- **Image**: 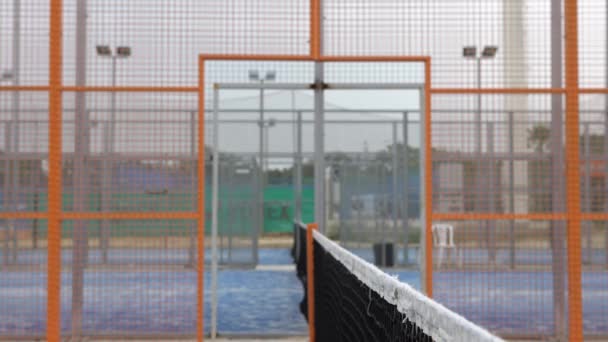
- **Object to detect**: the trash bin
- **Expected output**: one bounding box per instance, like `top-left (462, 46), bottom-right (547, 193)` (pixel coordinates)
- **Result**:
top-left (373, 243), bottom-right (395, 267)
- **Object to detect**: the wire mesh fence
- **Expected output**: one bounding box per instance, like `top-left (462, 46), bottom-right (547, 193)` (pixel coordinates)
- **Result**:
top-left (1, 0), bottom-right (607, 340)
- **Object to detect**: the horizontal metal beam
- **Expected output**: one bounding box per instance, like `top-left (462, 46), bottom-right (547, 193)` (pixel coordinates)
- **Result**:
top-left (2, 151), bottom-right (607, 164)
top-left (0, 108), bottom-right (420, 114)
top-left (7, 118), bottom-right (608, 126)
top-left (216, 83), bottom-right (311, 90)
top-left (325, 83), bottom-right (423, 90)
top-left (0, 119), bottom-right (418, 124)
top-left (216, 82), bottom-right (424, 90)
top-left (0, 152), bottom-right (200, 161)
top-left (4, 107), bottom-right (608, 115)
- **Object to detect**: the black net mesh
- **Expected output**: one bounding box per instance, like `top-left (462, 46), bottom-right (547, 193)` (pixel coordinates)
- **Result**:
top-left (294, 227), bottom-right (502, 342)
top-left (311, 238), bottom-right (433, 342)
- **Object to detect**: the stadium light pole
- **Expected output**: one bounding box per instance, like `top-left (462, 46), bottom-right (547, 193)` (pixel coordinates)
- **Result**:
top-left (0, 70), bottom-right (16, 267)
top-left (463, 46), bottom-right (498, 155)
top-left (1, 0), bottom-right (23, 267)
top-left (249, 70), bottom-right (275, 261)
top-left (463, 46), bottom-right (498, 257)
top-left (96, 45), bottom-right (131, 263)
top-left (0, 71), bottom-right (14, 82)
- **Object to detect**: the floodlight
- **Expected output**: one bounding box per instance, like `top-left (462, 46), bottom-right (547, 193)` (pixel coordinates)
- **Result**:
top-left (116, 46), bottom-right (132, 57)
top-left (265, 70), bottom-right (277, 81)
top-left (1, 70), bottom-right (14, 81)
top-left (96, 45), bottom-right (112, 56)
top-left (482, 46), bottom-right (498, 58)
top-left (249, 70), bottom-right (260, 81)
top-left (463, 46), bottom-right (477, 58)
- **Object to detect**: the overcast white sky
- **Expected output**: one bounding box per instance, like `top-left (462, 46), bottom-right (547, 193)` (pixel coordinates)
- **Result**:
top-left (1, 0), bottom-right (607, 158)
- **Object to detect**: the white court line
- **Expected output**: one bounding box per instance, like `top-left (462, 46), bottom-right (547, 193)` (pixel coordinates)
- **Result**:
top-left (255, 264), bottom-right (296, 272)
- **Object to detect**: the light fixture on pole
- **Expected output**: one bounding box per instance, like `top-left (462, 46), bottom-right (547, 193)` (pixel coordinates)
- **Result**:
top-left (462, 46), bottom-right (477, 58)
top-left (249, 69), bottom-right (276, 259)
top-left (116, 46), bottom-right (132, 58)
top-left (463, 45), bottom-right (498, 257)
top-left (0, 70), bottom-right (19, 265)
top-left (248, 70), bottom-right (276, 82)
top-left (95, 45), bottom-right (112, 56)
top-left (481, 46), bottom-right (498, 58)
top-left (0, 71), bottom-right (14, 82)
top-left (462, 44), bottom-right (499, 152)
top-left (95, 44), bottom-right (132, 153)
top-left (248, 69), bottom-right (277, 173)
top-left (95, 44), bottom-right (132, 264)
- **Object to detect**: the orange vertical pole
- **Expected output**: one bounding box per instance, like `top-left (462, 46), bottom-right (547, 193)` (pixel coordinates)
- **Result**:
top-left (47, 0), bottom-right (63, 341)
top-left (564, 0), bottom-right (583, 340)
top-left (310, 0), bottom-right (320, 58)
top-left (197, 57), bottom-right (206, 342)
top-left (306, 223), bottom-right (318, 342)
top-left (424, 59), bottom-right (433, 297)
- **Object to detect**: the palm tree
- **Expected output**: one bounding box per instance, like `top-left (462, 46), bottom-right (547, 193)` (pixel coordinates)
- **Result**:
top-left (527, 125), bottom-right (551, 153)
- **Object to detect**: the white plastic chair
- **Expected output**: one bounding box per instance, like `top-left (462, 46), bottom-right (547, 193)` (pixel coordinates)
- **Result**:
top-left (432, 223), bottom-right (462, 269)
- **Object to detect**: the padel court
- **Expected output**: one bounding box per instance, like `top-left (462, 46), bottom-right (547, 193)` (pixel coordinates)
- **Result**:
top-left (2, 1), bottom-right (608, 341)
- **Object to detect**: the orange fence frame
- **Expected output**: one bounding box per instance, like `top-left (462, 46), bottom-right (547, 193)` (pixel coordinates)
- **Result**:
top-left (198, 54), bottom-right (434, 300)
top-left (48, 0), bottom-right (63, 341)
top-left (565, 0), bottom-right (583, 339)
top-left (43, 1), bottom-right (209, 341)
top-left (0, 0), bottom-right (587, 340)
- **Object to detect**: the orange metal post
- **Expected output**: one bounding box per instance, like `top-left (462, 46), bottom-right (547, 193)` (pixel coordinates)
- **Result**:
top-left (197, 54), bottom-right (434, 338)
top-left (197, 57), bottom-right (206, 342)
top-left (424, 59), bottom-right (433, 297)
top-left (310, 0), bottom-right (321, 58)
top-left (47, 0), bottom-right (63, 341)
top-left (306, 223), bottom-right (318, 342)
top-left (564, 0), bottom-right (584, 340)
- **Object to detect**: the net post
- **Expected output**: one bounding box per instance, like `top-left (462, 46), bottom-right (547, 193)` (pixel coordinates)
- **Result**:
top-left (306, 223), bottom-right (318, 342)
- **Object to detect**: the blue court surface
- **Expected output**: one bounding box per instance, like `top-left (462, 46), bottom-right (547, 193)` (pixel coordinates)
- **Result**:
top-left (1, 248), bottom-right (606, 336)
top-left (3, 246), bottom-right (606, 266)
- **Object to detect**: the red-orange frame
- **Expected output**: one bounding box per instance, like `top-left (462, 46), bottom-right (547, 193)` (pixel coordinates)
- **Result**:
top-left (198, 54), bottom-right (433, 340)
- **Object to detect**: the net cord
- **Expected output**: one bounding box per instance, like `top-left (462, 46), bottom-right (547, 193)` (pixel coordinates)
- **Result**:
top-left (312, 231), bottom-right (504, 342)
